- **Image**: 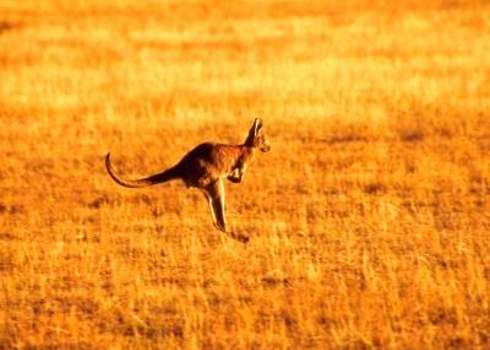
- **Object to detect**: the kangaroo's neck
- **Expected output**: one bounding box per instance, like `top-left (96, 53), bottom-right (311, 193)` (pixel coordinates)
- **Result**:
top-left (238, 144), bottom-right (255, 162)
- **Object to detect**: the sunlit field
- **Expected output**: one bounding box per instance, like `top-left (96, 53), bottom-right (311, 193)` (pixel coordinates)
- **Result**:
top-left (0, 0), bottom-right (489, 348)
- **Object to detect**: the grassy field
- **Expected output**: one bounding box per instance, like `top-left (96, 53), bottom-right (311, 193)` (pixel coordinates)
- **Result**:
top-left (0, 0), bottom-right (489, 348)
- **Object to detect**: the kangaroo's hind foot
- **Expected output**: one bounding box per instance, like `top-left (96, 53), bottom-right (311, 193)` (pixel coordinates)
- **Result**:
top-left (228, 231), bottom-right (250, 243)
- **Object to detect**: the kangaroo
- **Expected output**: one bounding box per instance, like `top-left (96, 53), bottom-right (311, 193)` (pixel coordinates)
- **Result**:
top-left (105, 118), bottom-right (270, 243)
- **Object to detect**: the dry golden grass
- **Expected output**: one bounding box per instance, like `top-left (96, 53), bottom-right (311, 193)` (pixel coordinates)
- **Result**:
top-left (0, 0), bottom-right (489, 348)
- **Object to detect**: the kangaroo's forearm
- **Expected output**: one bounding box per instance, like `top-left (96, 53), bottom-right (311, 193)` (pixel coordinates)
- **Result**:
top-left (227, 175), bottom-right (241, 183)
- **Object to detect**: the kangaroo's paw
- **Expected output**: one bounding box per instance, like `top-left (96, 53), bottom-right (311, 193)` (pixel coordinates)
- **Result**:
top-left (227, 177), bottom-right (241, 184)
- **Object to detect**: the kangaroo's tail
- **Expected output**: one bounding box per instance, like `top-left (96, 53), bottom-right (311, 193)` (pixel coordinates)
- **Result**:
top-left (105, 153), bottom-right (180, 188)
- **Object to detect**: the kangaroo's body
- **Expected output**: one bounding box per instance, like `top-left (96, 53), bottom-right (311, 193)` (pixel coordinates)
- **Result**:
top-left (105, 118), bottom-right (270, 242)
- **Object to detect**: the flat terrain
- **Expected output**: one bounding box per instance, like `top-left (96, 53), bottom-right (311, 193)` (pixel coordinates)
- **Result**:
top-left (0, 0), bottom-right (489, 348)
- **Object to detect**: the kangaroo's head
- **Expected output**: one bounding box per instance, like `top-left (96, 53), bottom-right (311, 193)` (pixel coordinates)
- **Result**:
top-left (245, 118), bottom-right (271, 152)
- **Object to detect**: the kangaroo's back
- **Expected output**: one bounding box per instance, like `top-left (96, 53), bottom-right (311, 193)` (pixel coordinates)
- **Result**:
top-left (176, 142), bottom-right (243, 188)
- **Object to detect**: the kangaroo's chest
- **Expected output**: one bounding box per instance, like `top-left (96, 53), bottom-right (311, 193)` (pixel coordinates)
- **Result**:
top-left (232, 153), bottom-right (251, 171)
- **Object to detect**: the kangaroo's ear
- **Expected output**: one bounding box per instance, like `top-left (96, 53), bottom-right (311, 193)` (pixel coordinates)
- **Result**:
top-left (252, 118), bottom-right (263, 136)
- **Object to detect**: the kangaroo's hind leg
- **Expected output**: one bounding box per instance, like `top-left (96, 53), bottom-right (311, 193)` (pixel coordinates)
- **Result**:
top-left (204, 179), bottom-right (227, 232)
top-left (202, 188), bottom-right (219, 231)
top-left (204, 179), bottom-right (249, 243)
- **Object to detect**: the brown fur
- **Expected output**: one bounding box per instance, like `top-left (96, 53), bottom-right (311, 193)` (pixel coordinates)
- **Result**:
top-left (105, 118), bottom-right (270, 242)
